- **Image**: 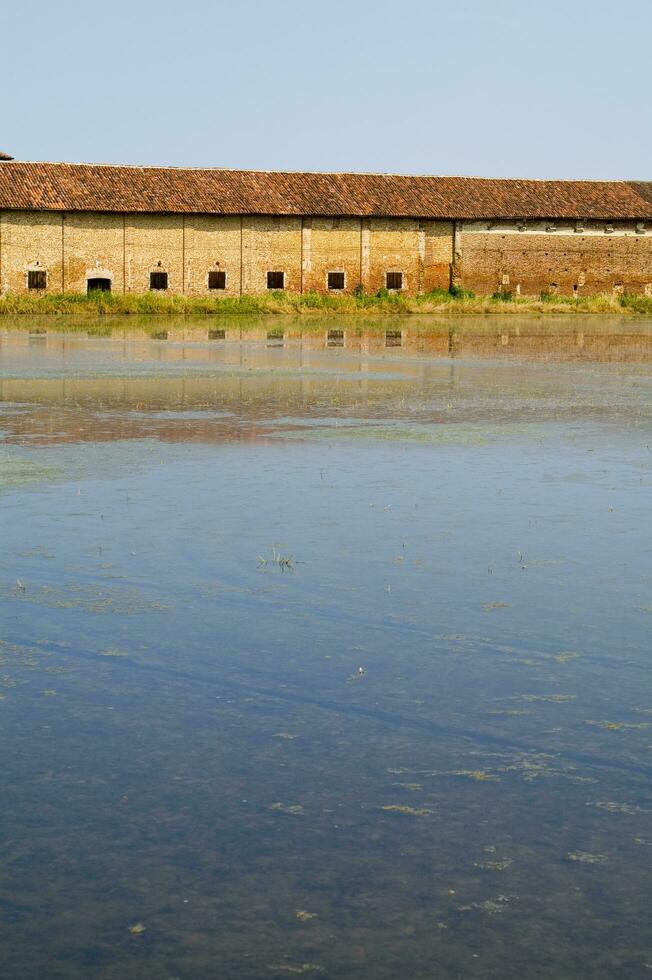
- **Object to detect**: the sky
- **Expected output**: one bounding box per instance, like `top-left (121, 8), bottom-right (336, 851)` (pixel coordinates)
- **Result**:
top-left (1, 0), bottom-right (650, 179)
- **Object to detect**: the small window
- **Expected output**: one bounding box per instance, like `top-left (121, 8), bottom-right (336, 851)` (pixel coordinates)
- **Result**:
top-left (386, 272), bottom-right (403, 290)
top-left (267, 271), bottom-right (285, 290)
top-left (27, 270), bottom-right (47, 290)
top-left (208, 270), bottom-right (226, 290)
top-left (87, 277), bottom-right (111, 293)
top-left (150, 271), bottom-right (168, 290)
top-left (328, 272), bottom-right (345, 290)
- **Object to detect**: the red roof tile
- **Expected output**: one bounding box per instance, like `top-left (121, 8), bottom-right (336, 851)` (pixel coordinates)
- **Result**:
top-left (628, 181), bottom-right (652, 209)
top-left (0, 162), bottom-right (649, 219)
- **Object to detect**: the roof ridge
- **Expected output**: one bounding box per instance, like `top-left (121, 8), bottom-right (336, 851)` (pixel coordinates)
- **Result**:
top-left (0, 160), bottom-right (636, 184)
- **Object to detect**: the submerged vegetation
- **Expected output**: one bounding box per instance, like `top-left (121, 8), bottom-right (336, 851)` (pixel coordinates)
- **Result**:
top-left (0, 288), bottom-right (651, 317)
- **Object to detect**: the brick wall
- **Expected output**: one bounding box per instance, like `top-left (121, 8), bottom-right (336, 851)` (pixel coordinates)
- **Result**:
top-left (423, 221), bottom-right (454, 292)
top-left (65, 213), bottom-right (124, 293)
top-left (0, 210), bottom-right (63, 293)
top-left (242, 216), bottom-right (302, 294)
top-left (462, 222), bottom-right (652, 296)
top-left (125, 214), bottom-right (184, 294)
top-left (184, 216), bottom-right (242, 296)
top-left (366, 218), bottom-right (420, 294)
top-left (303, 217), bottom-right (361, 293)
top-left (1, 211), bottom-right (651, 297)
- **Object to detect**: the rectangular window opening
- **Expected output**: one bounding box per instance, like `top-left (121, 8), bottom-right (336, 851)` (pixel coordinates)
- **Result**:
top-left (27, 270), bottom-right (47, 290)
top-left (327, 272), bottom-right (345, 290)
top-left (386, 272), bottom-right (403, 291)
top-left (208, 270), bottom-right (226, 290)
top-left (267, 271), bottom-right (285, 290)
top-left (150, 272), bottom-right (168, 291)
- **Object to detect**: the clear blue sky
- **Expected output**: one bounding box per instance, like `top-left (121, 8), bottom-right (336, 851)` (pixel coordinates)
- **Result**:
top-left (2, 0), bottom-right (649, 179)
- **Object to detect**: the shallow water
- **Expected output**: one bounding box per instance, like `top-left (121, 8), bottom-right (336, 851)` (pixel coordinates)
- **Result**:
top-left (1, 316), bottom-right (651, 979)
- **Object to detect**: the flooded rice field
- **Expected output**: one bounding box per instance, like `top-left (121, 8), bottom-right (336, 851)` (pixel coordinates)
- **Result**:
top-left (1, 315), bottom-right (651, 979)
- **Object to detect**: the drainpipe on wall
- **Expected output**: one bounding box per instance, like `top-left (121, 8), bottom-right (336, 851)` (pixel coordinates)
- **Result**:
top-left (181, 215), bottom-right (186, 294)
top-left (418, 220), bottom-right (426, 295)
top-left (61, 214), bottom-right (65, 293)
top-left (239, 216), bottom-right (244, 297)
top-left (450, 220), bottom-right (463, 290)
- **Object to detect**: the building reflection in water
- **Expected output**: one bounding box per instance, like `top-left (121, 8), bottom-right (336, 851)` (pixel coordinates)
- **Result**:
top-left (1, 315), bottom-right (651, 447)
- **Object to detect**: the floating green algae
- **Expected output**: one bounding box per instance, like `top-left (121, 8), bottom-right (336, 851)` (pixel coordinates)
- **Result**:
top-left (475, 858), bottom-right (513, 871)
top-left (590, 801), bottom-right (643, 815)
top-left (266, 964), bottom-right (324, 975)
top-left (270, 803), bottom-right (305, 816)
top-left (567, 852), bottom-right (609, 864)
top-left (0, 449), bottom-right (63, 490)
top-left (456, 895), bottom-right (517, 915)
top-left (6, 583), bottom-right (173, 615)
top-left (585, 720), bottom-right (650, 731)
top-left (381, 804), bottom-right (434, 816)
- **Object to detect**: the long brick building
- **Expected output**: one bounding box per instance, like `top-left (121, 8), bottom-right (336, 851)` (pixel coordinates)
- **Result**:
top-left (0, 153), bottom-right (650, 298)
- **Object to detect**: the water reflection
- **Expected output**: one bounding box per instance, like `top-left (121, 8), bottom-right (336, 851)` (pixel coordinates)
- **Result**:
top-left (3, 313), bottom-right (652, 363)
top-left (0, 316), bottom-right (651, 980)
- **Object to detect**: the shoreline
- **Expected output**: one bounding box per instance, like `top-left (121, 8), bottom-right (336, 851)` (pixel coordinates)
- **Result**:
top-left (0, 290), bottom-right (651, 318)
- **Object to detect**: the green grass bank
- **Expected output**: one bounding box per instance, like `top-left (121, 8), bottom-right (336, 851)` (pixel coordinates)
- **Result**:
top-left (1, 288), bottom-right (651, 317)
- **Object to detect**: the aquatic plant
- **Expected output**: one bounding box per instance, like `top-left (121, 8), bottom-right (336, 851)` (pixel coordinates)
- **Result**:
top-left (257, 548), bottom-right (295, 570)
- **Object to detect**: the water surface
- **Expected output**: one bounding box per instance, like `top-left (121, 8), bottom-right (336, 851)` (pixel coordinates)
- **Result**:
top-left (1, 316), bottom-right (651, 979)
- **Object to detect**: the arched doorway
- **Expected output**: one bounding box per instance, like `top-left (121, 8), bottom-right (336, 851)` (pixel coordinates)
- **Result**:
top-left (87, 278), bottom-right (112, 293)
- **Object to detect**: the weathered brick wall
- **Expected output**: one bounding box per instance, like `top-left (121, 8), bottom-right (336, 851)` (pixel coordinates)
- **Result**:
top-left (0, 210), bottom-right (63, 292)
top-left (2, 210), bottom-right (651, 297)
top-left (462, 222), bottom-right (652, 296)
top-left (0, 211), bottom-right (453, 296)
top-left (303, 217), bottom-right (361, 293)
top-left (242, 216), bottom-right (302, 294)
top-left (64, 213), bottom-right (124, 293)
top-left (125, 215), bottom-right (184, 293)
top-left (423, 221), bottom-right (454, 292)
top-left (366, 218), bottom-right (421, 294)
top-left (184, 216), bottom-right (242, 296)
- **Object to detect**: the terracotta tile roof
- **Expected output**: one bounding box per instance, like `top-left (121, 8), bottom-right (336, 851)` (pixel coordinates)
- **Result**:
top-left (0, 161), bottom-right (649, 219)
top-left (627, 181), bottom-right (652, 209)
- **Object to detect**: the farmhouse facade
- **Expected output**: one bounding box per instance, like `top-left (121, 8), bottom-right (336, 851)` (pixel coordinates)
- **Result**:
top-left (0, 154), bottom-right (650, 298)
